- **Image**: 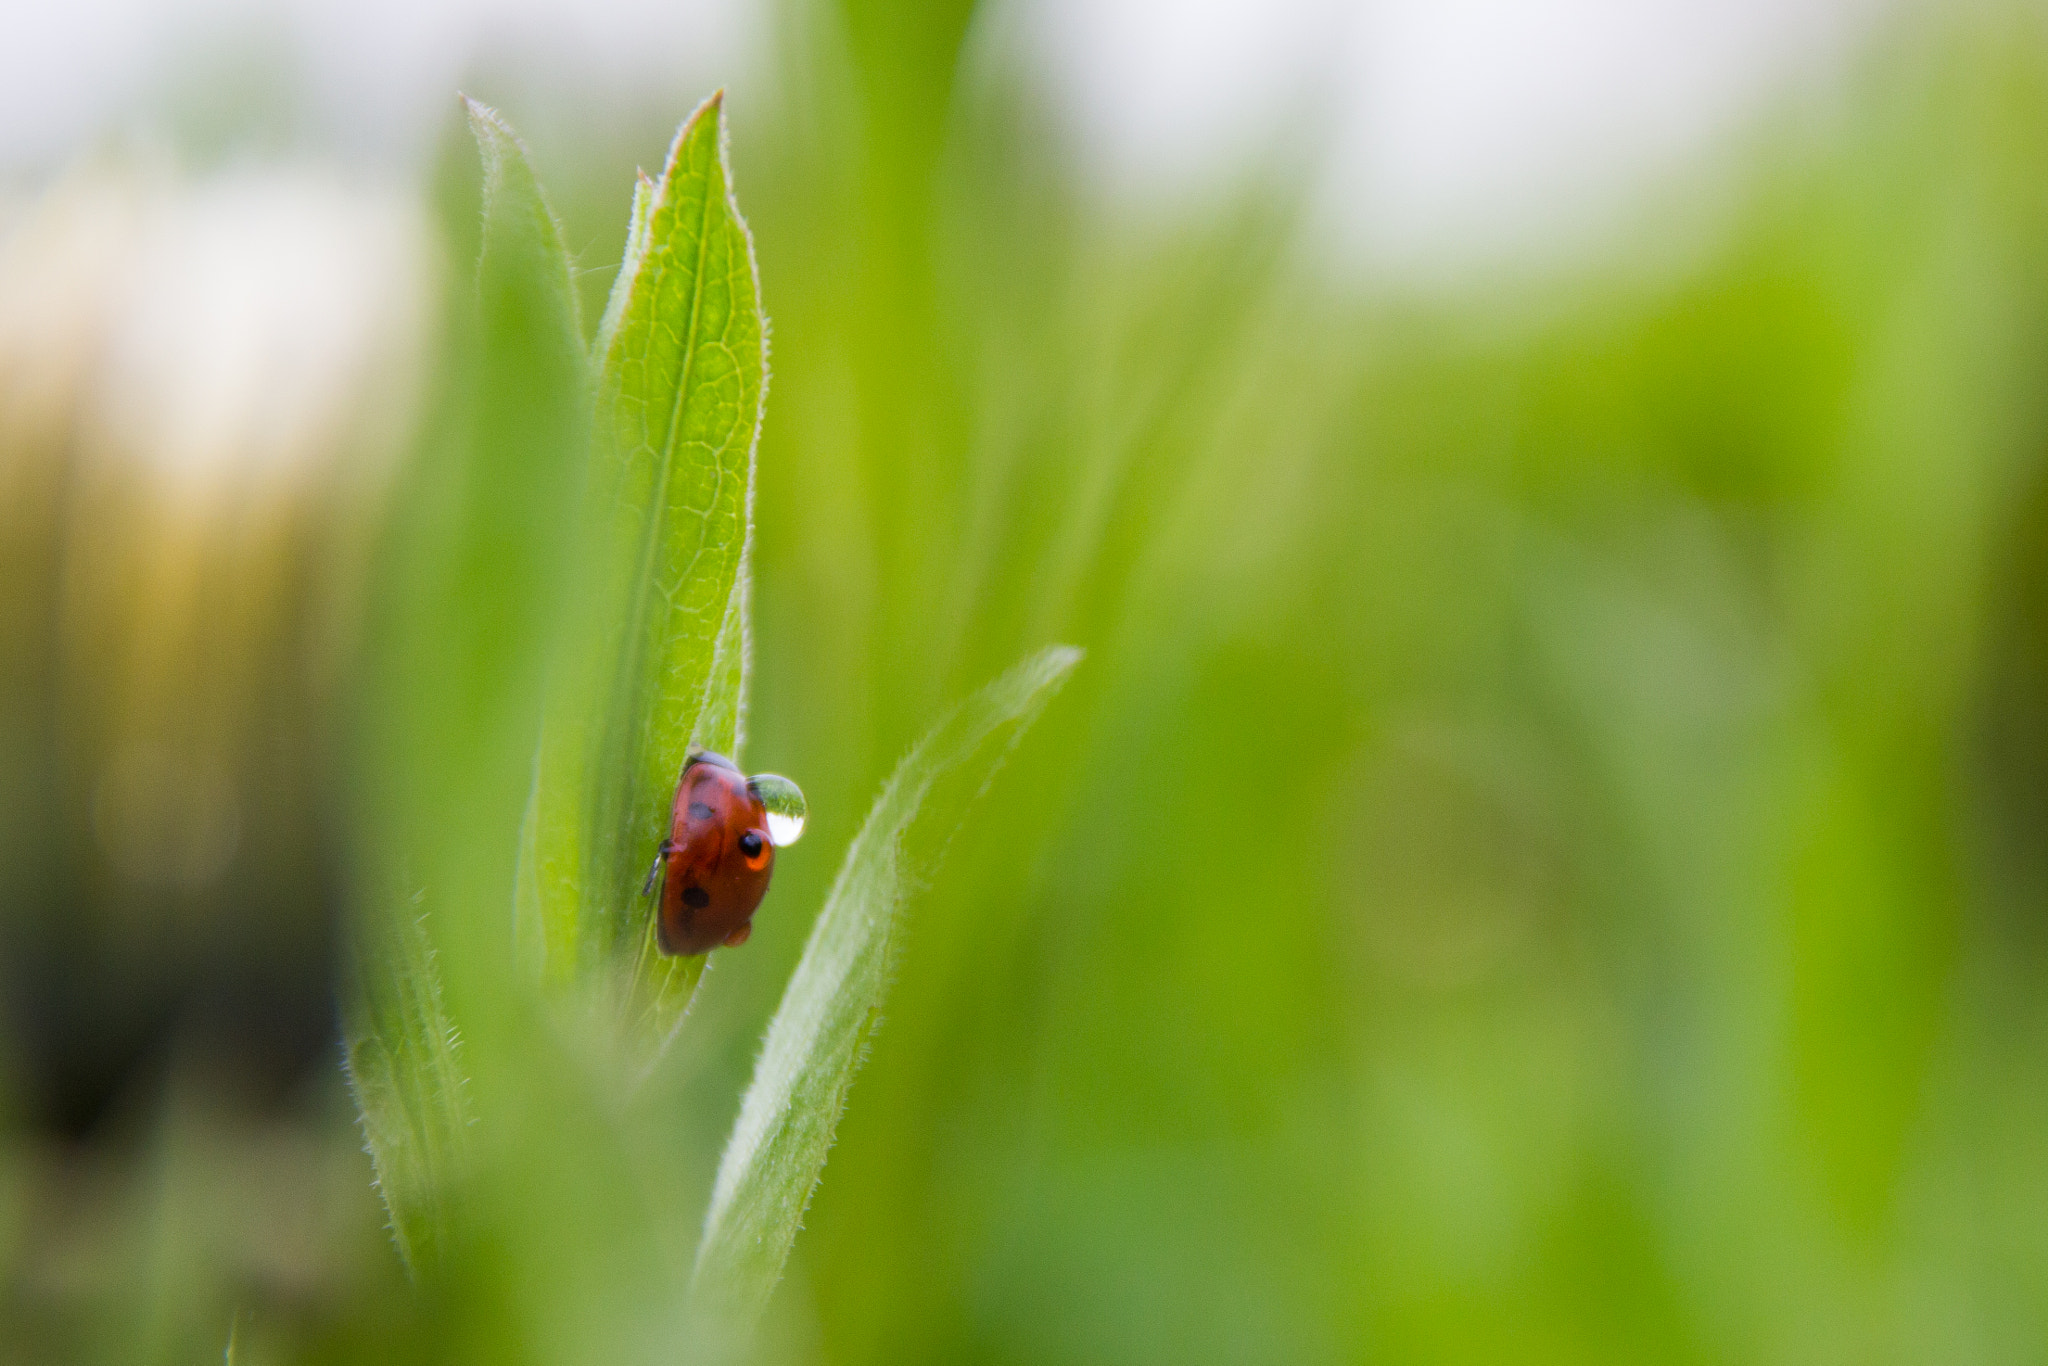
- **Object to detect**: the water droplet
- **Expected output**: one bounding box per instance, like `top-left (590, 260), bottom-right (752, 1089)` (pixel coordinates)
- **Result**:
top-left (748, 772), bottom-right (806, 845)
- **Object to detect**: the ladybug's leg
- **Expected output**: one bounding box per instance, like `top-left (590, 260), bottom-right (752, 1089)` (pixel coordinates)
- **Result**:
top-left (641, 841), bottom-right (675, 897)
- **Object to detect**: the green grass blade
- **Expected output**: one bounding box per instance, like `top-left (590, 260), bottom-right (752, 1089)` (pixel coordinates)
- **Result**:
top-left (688, 645), bottom-right (1083, 1340)
top-left (342, 905), bottom-right (472, 1273)
top-left (519, 92), bottom-right (768, 1042)
top-left (348, 97), bottom-right (589, 1272)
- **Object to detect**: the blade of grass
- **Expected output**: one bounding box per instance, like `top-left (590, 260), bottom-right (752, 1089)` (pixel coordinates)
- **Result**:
top-left (518, 93), bottom-right (768, 1056)
top-left (688, 644), bottom-right (1083, 1340)
top-left (341, 904), bottom-right (471, 1273)
top-left (347, 97), bottom-right (589, 1272)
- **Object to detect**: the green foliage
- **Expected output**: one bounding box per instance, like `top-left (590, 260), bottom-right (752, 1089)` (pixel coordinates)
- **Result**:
top-left (692, 644), bottom-right (1079, 1343)
top-left (26, 6), bottom-right (2048, 1365)
top-left (341, 88), bottom-right (1078, 1350)
top-left (342, 903), bottom-right (470, 1273)
top-left (516, 91), bottom-right (768, 1062)
top-left (345, 96), bottom-right (589, 1273)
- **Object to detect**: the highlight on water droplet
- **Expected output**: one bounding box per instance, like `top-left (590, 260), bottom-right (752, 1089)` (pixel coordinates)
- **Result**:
top-left (748, 772), bottom-right (807, 846)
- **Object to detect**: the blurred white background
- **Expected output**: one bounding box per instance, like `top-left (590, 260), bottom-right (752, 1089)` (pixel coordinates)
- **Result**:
top-left (0, 0), bottom-right (1889, 272)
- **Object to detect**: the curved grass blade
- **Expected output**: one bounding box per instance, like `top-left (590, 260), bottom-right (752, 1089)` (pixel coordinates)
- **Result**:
top-left (348, 97), bottom-right (588, 1272)
top-left (518, 93), bottom-right (768, 1051)
top-left (688, 645), bottom-right (1083, 1341)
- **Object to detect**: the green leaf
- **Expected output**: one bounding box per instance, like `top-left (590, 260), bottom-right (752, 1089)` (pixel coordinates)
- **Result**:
top-left (518, 92), bottom-right (768, 1053)
top-left (688, 644), bottom-right (1083, 1341)
top-left (347, 97), bottom-right (589, 1272)
top-left (695, 568), bottom-right (751, 760)
top-left (341, 904), bottom-right (471, 1273)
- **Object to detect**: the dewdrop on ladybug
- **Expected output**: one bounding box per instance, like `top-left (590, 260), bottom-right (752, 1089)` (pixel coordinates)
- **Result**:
top-left (642, 748), bottom-right (807, 956)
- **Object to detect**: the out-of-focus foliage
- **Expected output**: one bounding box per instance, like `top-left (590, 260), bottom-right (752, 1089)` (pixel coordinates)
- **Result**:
top-left (9, 0), bottom-right (2048, 1363)
top-left (692, 644), bottom-right (1078, 1347)
top-left (0, 166), bottom-right (430, 1365)
top-left (345, 96), bottom-right (589, 1277)
top-left (339, 89), bottom-right (1073, 1361)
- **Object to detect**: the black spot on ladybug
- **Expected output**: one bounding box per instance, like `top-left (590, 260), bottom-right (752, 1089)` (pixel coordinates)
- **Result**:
top-left (738, 831), bottom-right (763, 859)
top-left (688, 802), bottom-right (715, 821)
top-left (682, 886), bottom-right (711, 909)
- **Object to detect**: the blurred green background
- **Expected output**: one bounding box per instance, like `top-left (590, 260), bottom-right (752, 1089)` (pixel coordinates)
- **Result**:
top-left (8, 0), bottom-right (2048, 1361)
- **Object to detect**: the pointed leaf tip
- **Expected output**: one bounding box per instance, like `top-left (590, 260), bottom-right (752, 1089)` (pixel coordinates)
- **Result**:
top-left (462, 96), bottom-right (508, 137)
top-left (516, 81), bottom-right (767, 1066)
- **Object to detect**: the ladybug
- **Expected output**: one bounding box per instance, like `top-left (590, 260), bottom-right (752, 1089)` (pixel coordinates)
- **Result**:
top-left (643, 749), bottom-right (806, 955)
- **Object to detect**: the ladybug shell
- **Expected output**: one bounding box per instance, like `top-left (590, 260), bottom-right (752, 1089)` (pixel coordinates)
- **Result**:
top-left (656, 753), bottom-right (774, 955)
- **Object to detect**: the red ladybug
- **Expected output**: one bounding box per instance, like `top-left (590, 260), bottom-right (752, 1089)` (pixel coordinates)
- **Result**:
top-left (643, 750), bottom-right (805, 955)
